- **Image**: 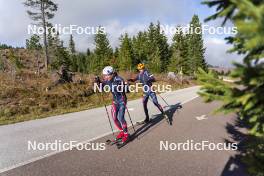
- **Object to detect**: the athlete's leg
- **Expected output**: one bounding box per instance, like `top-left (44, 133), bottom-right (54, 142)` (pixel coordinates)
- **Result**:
top-left (150, 92), bottom-right (164, 113)
top-left (142, 93), bottom-right (150, 121)
top-left (111, 102), bottom-right (122, 130)
top-left (117, 101), bottom-right (128, 133)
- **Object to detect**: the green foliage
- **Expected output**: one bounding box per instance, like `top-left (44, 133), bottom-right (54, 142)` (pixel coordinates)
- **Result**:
top-left (24, 0), bottom-right (58, 70)
top-left (197, 68), bottom-right (233, 108)
top-left (23, 0), bottom-right (58, 23)
top-left (7, 49), bottom-right (24, 70)
top-left (242, 136), bottom-right (264, 175)
top-left (118, 33), bottom-right (134, 71)
top-left (26, 34), bottom-right (42, 50)
top-left (36, 20), bottom-right (206, 75)
top-left (132, 31), bottom-right (148, 65)
top-left (93, 27), bottom-right (113, 72)
top-left (50, 33), bottom-right (71, 70)
top-left (168, 15), bottom-right (207, 75)
top-left (51, 46), bottom-right (71, 70)
top-left (147, 46), bottom-right (162, 73)
top-left (187, 15), bottom-right (207, 73)
top-left (146, 22), bottom-right (170, 72)
top-left (167, 48), bottom-right (182, 73)
top-left (86, 53), bottom-right (98, 74)
top-left (68, 34), bottom-right (76, 54)
top-left (169, 28), bottom-right (189, 74)
top-left (70, 53), bottom-right (88, 73)
top-left (201, 0), bottom-right (264, 136)
top-left (0, 43), bottom-right (13, 49)
top-left (199, 0), bottom-right (264, 174)
top-left (0, 55), bottom-right (4, 71)
top-left (86, 48), bottom-right (91, 56)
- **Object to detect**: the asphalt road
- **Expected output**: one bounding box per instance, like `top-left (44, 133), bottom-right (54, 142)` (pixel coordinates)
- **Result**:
top-left (0, 88), bottom-right (247, 176)
top-left (0, 86), bottom-right (200, 173)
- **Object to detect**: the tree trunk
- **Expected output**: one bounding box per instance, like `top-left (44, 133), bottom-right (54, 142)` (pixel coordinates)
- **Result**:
top-left (41, 0), bottom-right (49, 71)
top-left (36, 50), bottom-right (40, 76)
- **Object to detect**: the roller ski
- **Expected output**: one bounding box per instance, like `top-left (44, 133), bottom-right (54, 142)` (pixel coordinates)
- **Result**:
top-left (162, 112), bottom-right (170, 125)
top-left (106, 131), bottom-right (125, 146)
top-left (136, 118), bottom-right (151, 125)
top-left (116, 133), bottom-right (130, 149)
top-left (106, 138), bottom-right (122, 146)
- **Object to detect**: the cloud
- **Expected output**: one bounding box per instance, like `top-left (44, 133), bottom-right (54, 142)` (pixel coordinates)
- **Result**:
top-left (0, 0), bottom-right (31, 46)
top-left (0, 0), bottom-right (242, 67)
top-left (204, 37), bottom-right (243, 67)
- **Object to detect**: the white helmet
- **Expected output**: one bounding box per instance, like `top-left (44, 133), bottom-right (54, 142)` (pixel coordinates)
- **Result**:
top-left (102, 66), bottom-right (114, 75)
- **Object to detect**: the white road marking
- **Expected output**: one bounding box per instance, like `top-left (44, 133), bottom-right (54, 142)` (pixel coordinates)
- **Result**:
top-left (195, 114), bottom-right (207, 120)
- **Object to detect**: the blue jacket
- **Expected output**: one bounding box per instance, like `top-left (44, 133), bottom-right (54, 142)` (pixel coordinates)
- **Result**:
top-left (135, 69), bottom-right (155, 87)
top-left (102, 75), bottom-right (127, 103)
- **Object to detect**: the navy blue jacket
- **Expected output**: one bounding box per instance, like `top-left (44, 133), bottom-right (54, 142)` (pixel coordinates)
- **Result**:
top-left (102, 75), bottom-right (127, 103)
top-left (135, 69), bottom-right (155, 87)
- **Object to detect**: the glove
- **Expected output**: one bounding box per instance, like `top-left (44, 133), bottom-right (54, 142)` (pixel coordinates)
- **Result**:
top-left (94, 76), bottom-right (101, 84)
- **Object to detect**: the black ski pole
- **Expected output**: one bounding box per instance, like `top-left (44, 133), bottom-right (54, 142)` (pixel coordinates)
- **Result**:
top-left (157, 93), bottom-right (170, 107)
top-left (125, 106), bottom-right (136, 133)
top-left (104, 103), bottom-right (115, 137)
top-left (97, 90), bottom-right (115, 138)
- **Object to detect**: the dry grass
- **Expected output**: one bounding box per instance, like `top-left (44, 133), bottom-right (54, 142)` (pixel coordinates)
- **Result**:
top-left (0, 70), bottom-right (196, 125)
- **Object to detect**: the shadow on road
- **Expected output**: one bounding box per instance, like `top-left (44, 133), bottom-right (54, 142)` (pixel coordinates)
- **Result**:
top-left (221, 118), bottom-right (249, 176)
top-left (129, 102), bottom-right (183, 141)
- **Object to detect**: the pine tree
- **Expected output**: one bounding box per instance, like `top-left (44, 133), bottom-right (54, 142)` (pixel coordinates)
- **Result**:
top-left (198, 0), bottom-right (264, 175)
top-left (75, 53), bottom-right (87, 73)
top-left (114, 47), bottom-right (119, 58)
top-left (69, 34), bottom-right (76, 54)
top-left (7, 49), bottom-right (23, 79)
top-left (48, 31), bottom-right (61, 64)
top-left (146, 22), bottom-right (170, 72)
top-left (132, 31), bottom-right (148, 65)
top-left (118, 33), bottom-right (134, 71)
top-left (0, 54), bottom-right (4, 72)
top-left (68, 34), bottom-right (78, 72)
top-left (51, 45), bottom-right (71, 70)
top-left (155, 22), bottom-right (170, 72)
top-left (0, 43), bottom-right (12, 49)
top-left (169, 28), bottom-right (189, 74)
top-left (187, 15), bottom-right (207, 74)
top-left (26, 34), bottom-right (42, 74)
top-left (26, 34), bottom-right (42, 50)
top-left (23, 0), bottom-right (58, 70)
top-left (50, 32), bottom-right (71, 69)
top-left (148, 46), bottom-right (162, 73)
top-left (93, 27), bottom-right (113, 73)
top-left (86, 48), bottom-right (91, 57)
top-left (167, 47), bottom-right (182, 73)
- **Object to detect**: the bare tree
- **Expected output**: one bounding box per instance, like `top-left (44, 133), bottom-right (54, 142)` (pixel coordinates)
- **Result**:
top-left (24, 0), bottom-right (58, 70)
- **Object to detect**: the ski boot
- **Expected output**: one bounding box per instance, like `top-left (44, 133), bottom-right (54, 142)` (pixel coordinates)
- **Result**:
top-left (116, 133), bottom-right (130, 149)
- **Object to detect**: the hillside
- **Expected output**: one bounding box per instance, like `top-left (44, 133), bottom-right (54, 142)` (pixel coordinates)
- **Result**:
top-left (0, 49), bottom-right (195, 125)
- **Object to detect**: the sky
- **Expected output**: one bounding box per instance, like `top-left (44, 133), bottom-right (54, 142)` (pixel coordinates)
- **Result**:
top-left (0, 0), bottom-right (242, 67)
